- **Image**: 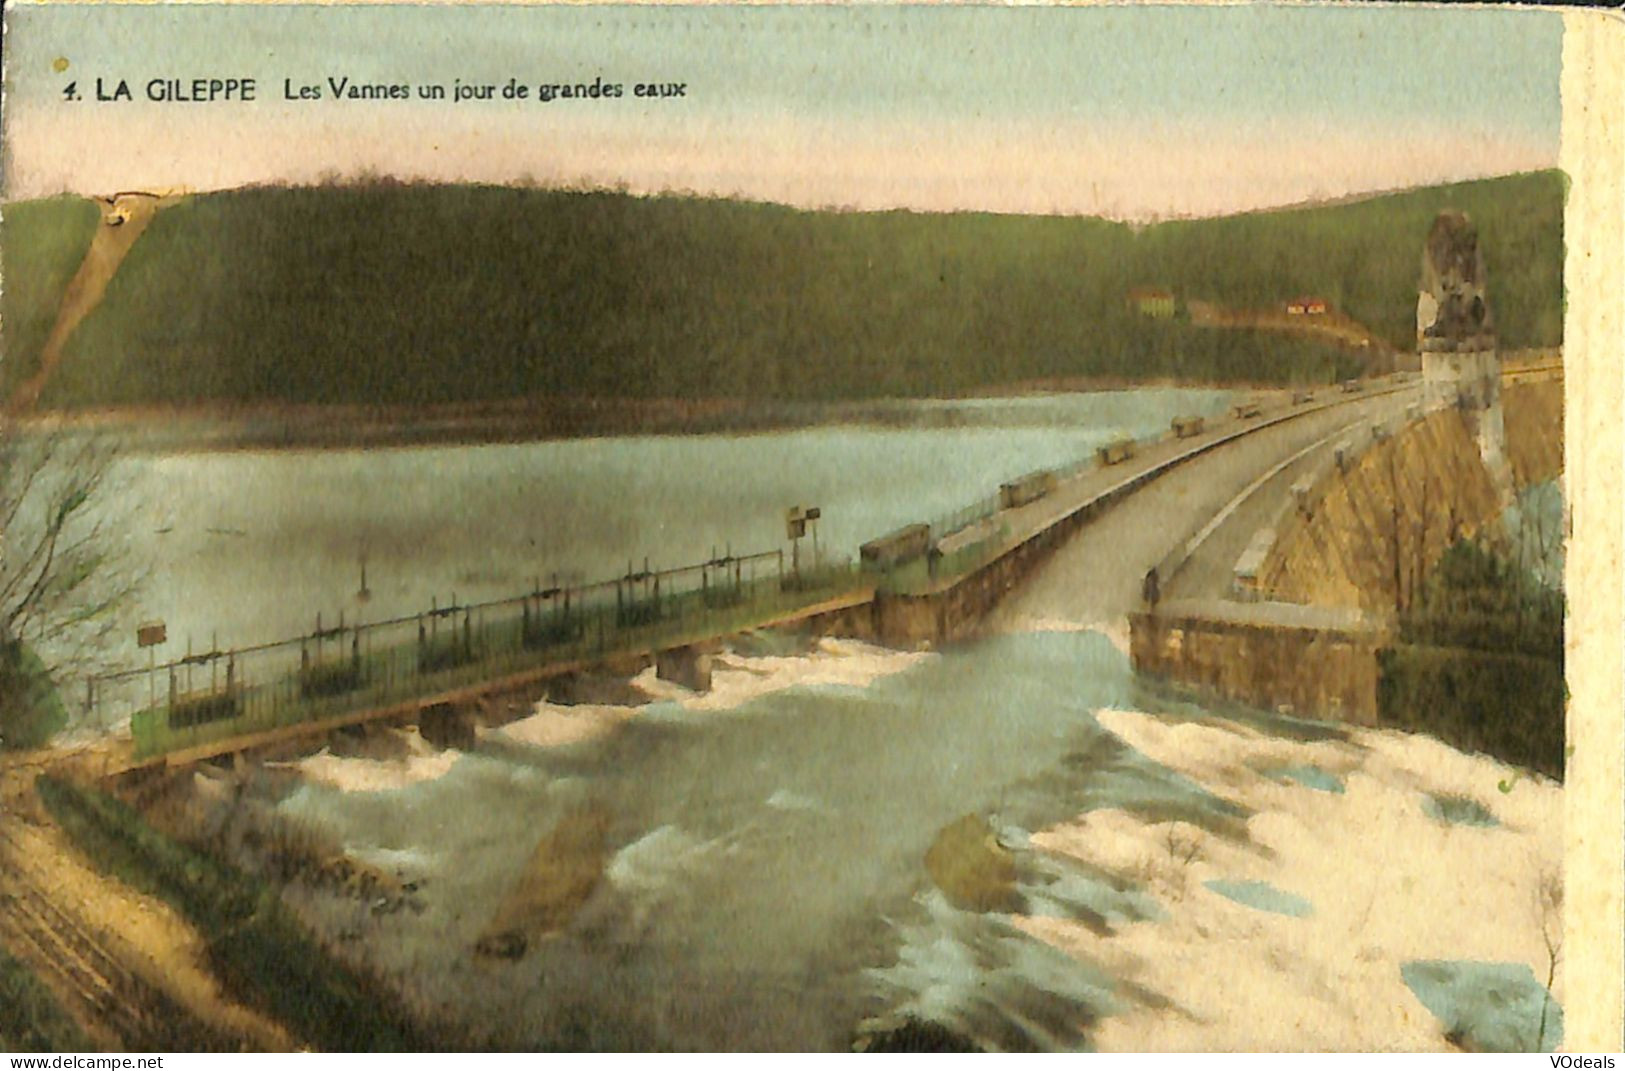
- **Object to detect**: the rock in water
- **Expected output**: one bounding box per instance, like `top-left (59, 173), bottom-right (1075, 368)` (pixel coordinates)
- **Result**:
top-left (475, 806), bottom-right (610, 957)
top-left (857, 1018), bottom-right (984, 1053)
top-left (924, 813), bottom-right (1021, 913)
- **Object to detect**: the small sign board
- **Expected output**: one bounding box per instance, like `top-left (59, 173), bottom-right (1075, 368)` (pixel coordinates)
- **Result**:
top-left (787, 505), bottom-right (820, 539)
top-left (137, 621), bottom-right (167, 648)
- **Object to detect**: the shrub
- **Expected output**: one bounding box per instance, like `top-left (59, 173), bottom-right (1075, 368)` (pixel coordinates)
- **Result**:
top-left (0, 642), bottom-right (67, 751)
top-left (1380, 541), bottom-right (1564, 779)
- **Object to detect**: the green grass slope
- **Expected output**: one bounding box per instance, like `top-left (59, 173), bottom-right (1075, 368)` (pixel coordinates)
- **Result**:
top-left (0, 197), bottom-right (102, 391)
top-left (0, 946), bottom-right (91, 1052)
top-left (1139, 171), bottom-right (1565, 354)
top-left (5, 171), bottom-right (1562, 409)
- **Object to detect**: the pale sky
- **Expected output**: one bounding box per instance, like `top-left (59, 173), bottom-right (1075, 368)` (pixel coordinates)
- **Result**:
top-left (3, 5), bottom-right (1563, 219)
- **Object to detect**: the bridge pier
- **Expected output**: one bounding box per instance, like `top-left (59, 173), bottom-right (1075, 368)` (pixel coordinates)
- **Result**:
top-left (656, 644), bottom-right (713, 692)
top-left (418, 701), bottom-right (478, 750)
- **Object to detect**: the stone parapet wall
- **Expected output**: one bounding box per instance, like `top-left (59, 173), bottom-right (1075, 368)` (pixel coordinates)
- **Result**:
top-left (1129, 602), bottom-right (1387, 725)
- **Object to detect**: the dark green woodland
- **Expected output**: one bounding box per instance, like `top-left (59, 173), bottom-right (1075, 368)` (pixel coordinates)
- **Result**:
top-left (2, 170), bottom-right (1562, 408)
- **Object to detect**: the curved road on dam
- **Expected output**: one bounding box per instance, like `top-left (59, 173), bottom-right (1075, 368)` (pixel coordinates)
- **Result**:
top-left (989, 386), bottom-right (1416, 630)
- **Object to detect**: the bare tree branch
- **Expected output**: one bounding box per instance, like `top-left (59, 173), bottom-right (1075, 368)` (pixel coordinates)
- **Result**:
top-left (0, 428), bottom-right (144, 738)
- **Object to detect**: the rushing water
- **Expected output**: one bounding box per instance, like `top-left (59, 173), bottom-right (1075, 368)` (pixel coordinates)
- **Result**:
top-left (276, 628), bottom-right (1239, 1051)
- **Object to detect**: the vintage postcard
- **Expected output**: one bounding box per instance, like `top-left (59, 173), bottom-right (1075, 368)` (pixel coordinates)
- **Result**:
top-left (1, 1), bottom-right (1620, 1055)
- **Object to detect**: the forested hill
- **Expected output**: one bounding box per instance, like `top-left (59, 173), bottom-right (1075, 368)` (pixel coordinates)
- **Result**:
top-left (2, 170), bottom-right (1562, 409)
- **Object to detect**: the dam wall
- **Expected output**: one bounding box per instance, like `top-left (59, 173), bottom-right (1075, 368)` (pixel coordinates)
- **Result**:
top-left (1259, 375), bottom-right (1562, 614)
top-left (1258, 407), bottom-right (1504, 612)
top-left (1132, 367), bottom-right (1563, 723)
top-left (1129, 600), bottom-right (1387, 725)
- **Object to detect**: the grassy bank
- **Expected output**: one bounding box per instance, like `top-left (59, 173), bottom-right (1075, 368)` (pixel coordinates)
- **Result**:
top-left (0, 197), bottom-right (102, 390)
top-left (0, 946), bottom-right (91, 1052)
top-left (3, 171), bottom-right (1561, 409)
top-left (34, 775), bottom-right (430, 1052)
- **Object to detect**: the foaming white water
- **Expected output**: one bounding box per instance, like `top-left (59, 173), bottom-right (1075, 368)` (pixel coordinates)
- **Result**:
top-left (583, 824), bottom-right (743, 946)
top-left (662, 637), bottom-right (936, 713)
top-left (494, 701), bottom-right (640, 749)
top-left (1021, 708), bottom-right (1562, 1051)
top-left (990, 613), bottom-right (1130, 656)
top-left (606, 824), bottom-right (739, 895)
top-left (766, 788), bottom-right (824, 812)
top-left (279, 728), bottom-right (461, 793)
top-left (866, 887), bottom-right (1113, 1052)
top-left (498, 637), bottom-right (935, 752)
top-left (349, 845), bottom-right (436, 874)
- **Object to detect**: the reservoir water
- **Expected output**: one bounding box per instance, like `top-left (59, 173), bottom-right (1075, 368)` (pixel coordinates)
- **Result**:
top-left (102, 388), bottom-right (1235, 658)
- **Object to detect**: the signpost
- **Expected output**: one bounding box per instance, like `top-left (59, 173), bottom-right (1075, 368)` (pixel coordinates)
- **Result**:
top-left (805, 507), bottom-right (821, 567)
top-left (786, 506), bottom-right (823, 584)
top-left (786, 507), bottom-right (805, 582)
top-left (137, 620), bottom-right (167, 709)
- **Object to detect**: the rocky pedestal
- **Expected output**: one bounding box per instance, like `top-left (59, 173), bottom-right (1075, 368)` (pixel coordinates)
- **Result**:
top-left (1417, 211), bottom-right (1511, 498)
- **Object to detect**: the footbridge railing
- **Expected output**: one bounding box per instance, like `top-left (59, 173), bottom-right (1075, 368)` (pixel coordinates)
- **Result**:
top-left (94, 550), bottom-right (864, 760)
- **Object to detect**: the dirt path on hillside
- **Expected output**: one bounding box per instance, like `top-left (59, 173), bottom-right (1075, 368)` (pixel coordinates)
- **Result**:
top-left (0, 760), bottom-right (298, 1051)
top-left (7, 193), bottom-right (173, 414)
top-left (1186, 299), bottom-right (1397, 365)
